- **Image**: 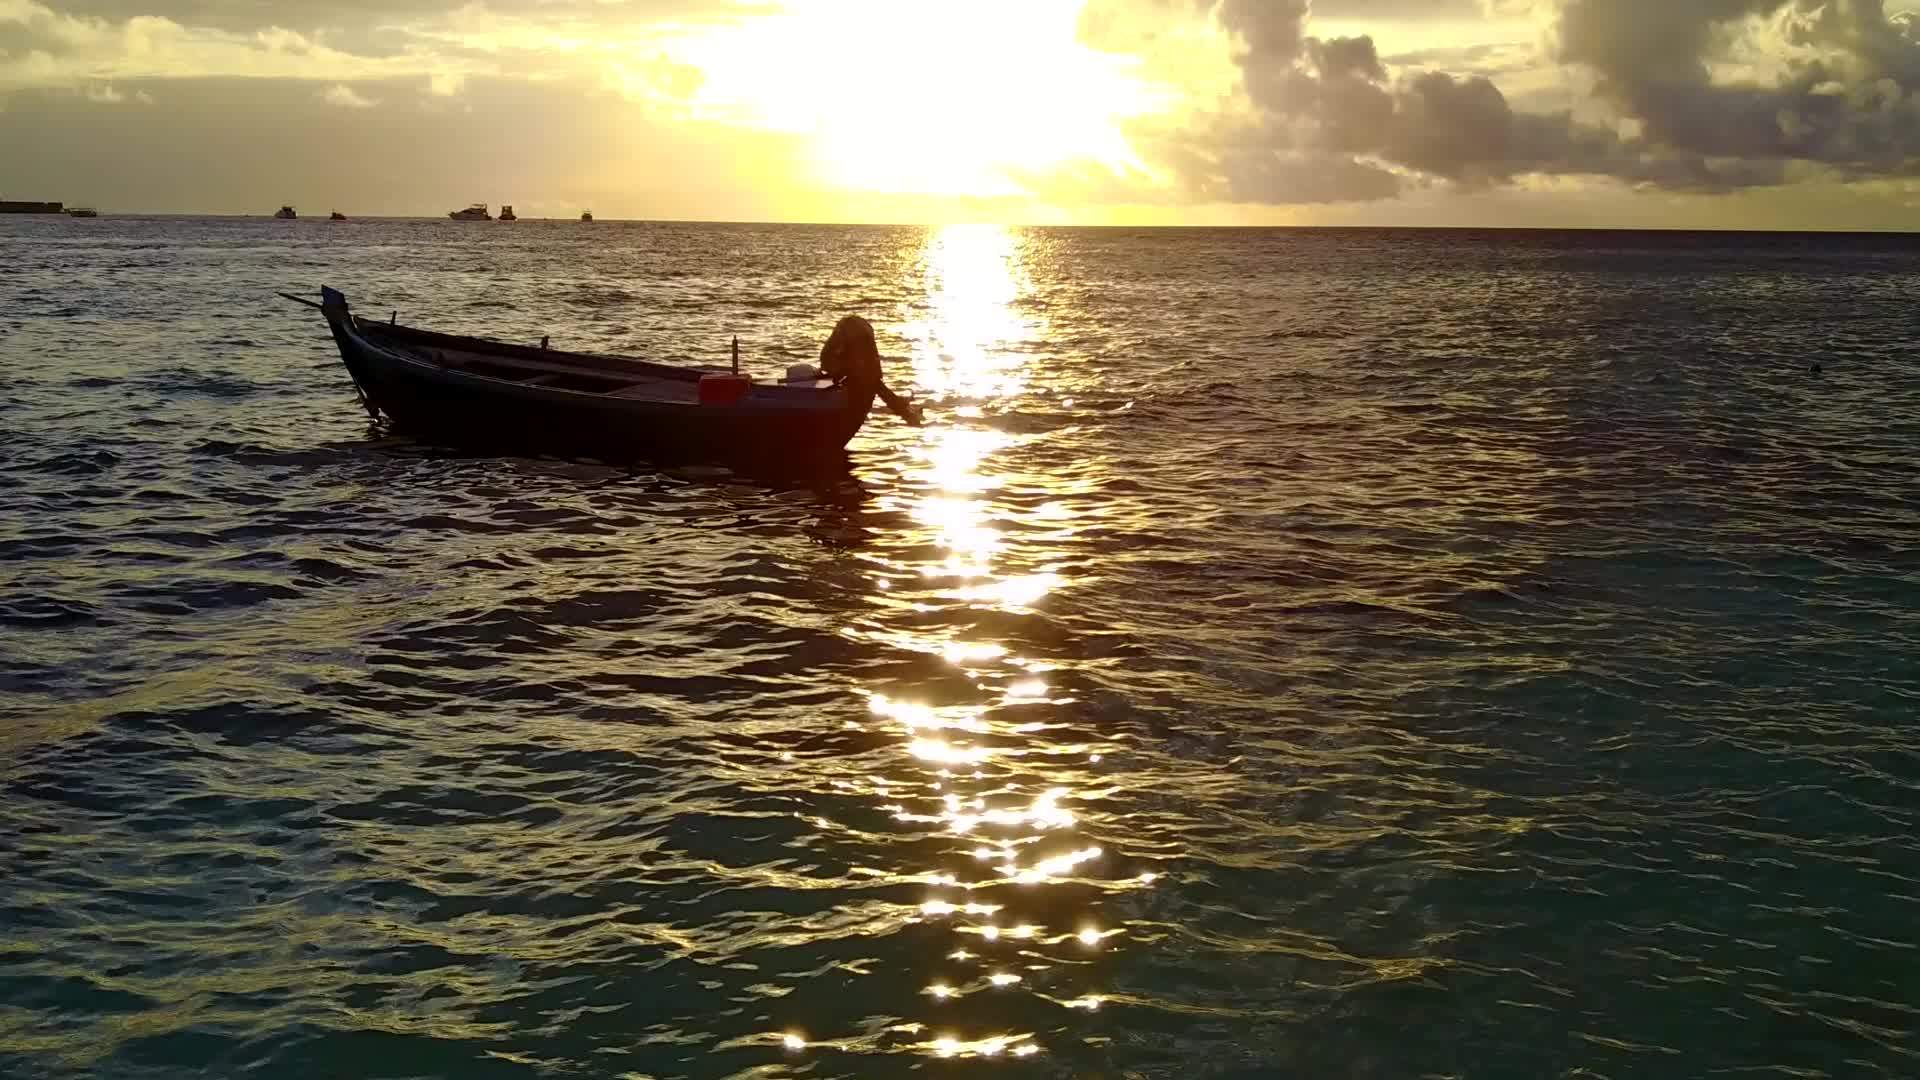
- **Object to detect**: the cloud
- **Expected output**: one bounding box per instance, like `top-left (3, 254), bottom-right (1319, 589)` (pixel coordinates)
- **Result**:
top-left (0, 72), bottom-right (864, 220)
top-left (318, 82), bottom-right (374, 107)
top-left (1072, 0), bottom-right (1920, 207)
top-left (1549, 0), bottom-right (1920, 174)
top-left (1310, 0), bottom-right (1506, 18)
top-left (0, 2), bottom-right (419, 88)
top-left (9, 0), bottom-right (1920, 220)
top-left (60, 76), bottom-right (149, 103)
top-left (1380, 41), bottom-right (1535, 74)
top-left (0, 0), bottom-right (753, 94)
top-left (32, 0), bottom-right (763, 35)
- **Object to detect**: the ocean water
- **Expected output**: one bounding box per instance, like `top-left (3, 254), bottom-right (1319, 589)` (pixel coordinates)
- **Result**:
top-left (3, 217), bottom-right (1919, 1079)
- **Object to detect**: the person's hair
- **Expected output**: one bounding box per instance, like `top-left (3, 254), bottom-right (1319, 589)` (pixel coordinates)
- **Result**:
top-left (820, 315), bottom-right (880, 383)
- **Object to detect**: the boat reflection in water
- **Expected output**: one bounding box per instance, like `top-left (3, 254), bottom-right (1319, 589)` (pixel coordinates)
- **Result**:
top-left (775, 226), bottom-right (1148, 1066)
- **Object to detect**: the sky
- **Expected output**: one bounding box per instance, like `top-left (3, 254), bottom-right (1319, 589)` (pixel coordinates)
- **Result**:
top-left (3, 0), bottom-right (1920, 227)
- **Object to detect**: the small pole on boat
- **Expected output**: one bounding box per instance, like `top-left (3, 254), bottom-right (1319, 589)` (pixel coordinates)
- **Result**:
top-left (731, 336), bottom-right (739, 375)
top-left (390, 310), bottom-right (397, 324)
top-left (541, 335), bottom-right (549, 350)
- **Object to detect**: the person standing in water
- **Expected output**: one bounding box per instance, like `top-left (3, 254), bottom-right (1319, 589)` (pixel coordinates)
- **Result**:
top-left (819, 315), bottom-right (923, 427)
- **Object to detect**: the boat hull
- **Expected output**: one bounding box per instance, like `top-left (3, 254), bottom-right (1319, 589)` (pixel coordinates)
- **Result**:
top-left (320, 299), bottom-right (875, 464)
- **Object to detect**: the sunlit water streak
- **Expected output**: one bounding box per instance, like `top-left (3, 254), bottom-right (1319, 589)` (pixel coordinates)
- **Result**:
top-left (809, 225), bottom-right (1134, 1066)
top-left (2, 218), bottom-right (1920, 1079)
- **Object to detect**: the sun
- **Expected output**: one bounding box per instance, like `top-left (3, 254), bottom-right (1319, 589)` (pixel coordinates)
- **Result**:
top-left (677, 0), bottom-right (1157, 198)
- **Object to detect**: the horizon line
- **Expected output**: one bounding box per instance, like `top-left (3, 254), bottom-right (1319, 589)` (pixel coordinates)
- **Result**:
top-left (7, 212), bottom-right (1920, 237)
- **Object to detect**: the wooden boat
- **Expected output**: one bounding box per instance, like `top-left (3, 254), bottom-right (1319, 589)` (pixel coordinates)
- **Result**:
top-left (283, 288), bottom-right (916, 462)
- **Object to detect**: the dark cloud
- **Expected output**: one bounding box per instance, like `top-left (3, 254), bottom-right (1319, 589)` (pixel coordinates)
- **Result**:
top-left (1220, 0), bottom-right (1310, 66)
top-left (1124, 112), bottom-right (1404, 203)
top-left (1079, 0), bottom-right (1920, 206)
top-left (1312, 35), bottom-right (1387, 81)
top-left (1189, 0), bottom-right (1690, 202)
top-left (1553, 0), bottom-right (1920, 174)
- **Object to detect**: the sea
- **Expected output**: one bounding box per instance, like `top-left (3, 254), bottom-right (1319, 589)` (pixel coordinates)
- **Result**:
top-left (2, 217), bottom-right (1918, 1079)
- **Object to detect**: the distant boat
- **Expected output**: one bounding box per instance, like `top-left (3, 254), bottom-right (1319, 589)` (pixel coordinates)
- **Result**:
top-left (329, 211), bottom-right (347, 221)
top-left (1, 199), bottom-right (65, 214)
top-left (280, 286), bottom-right (923, 463)
top-left (66, 207), bottom-right (99, 218)
top-left (498, 204), bottom-right (517, 221)
top-left (275, 206), bottom-right (297, 219)
top-left (449, 203), bottom-right (490, 221)
top-left (580, 210), bottom-right (593, 222)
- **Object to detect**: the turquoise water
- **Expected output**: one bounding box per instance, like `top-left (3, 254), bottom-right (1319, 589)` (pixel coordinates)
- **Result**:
top-left (3, 219), bottom-right (1919, 1078)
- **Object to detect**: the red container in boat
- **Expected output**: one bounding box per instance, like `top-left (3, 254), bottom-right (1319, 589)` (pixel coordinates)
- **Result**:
top-left (698, 372), bottom-right (751, 406)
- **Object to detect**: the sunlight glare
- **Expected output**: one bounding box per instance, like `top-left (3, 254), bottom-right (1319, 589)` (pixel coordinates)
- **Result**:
top-left (943, 641), bottom-right (1008, 666)
top-left (678, 2), bottom-right (1154, 198)
top-left (1001, 845), bottom-right (1102, 884)
top-left (955, 573), bottom-right (1061, 609)
top-left (909, 738), bottom-right (991, 766)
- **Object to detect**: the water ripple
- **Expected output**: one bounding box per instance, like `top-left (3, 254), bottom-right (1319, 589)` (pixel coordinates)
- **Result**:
top-left (1, 220), bottom-right (1918, 1078)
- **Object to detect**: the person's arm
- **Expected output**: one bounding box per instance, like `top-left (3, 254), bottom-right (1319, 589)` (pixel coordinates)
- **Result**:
top-left (876, 382), bottom-right (923, 426)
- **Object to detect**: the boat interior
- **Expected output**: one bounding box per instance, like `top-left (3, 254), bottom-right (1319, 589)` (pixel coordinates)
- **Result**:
top-left (353, 319), bottom-right (837, 403)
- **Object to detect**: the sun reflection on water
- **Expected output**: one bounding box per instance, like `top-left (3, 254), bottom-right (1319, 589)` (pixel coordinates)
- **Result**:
top-left (776, 224), bottom-right (1155, 1066)
top-left (902, 224), bottom-right (1033, 402)
top-left (875, 225), bottom-right (1127, 1064)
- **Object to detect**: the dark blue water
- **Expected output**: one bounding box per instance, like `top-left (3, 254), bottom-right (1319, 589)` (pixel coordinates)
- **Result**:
top-left (3, 218), bottom-right (1919, 1078)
